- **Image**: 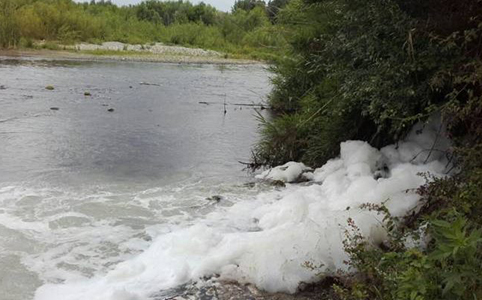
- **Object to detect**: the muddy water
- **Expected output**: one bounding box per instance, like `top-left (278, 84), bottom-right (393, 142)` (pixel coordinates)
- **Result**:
top-left (0, 57), bottom-right (271, 300)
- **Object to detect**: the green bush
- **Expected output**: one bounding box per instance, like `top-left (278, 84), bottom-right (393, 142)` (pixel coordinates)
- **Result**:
top-left (161, 23), bottom-right (224, 48)
top-left (334, 82), bottom-right (482, 298)
top-left (258, 1), bottom-right (482, 298)
top-left (336, 203), bottom-right (482, 300)
top-left (1, 0), bottom-right (288, 60)
top-left (0, 0), bottom-right (20, 48)
top-left (254, 0), bottom-right (482, 167)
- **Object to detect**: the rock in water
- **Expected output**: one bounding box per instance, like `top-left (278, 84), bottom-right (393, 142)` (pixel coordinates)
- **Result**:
top-left (206, 195), bottom-right (222, 202)
top-left (270, 180), bottom-right (286, 188)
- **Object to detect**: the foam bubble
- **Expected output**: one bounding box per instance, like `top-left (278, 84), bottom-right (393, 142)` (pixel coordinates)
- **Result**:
top-left (256, 162), bottom-right (312, 183)
top-left (33, 118), bottom-right (451, 298)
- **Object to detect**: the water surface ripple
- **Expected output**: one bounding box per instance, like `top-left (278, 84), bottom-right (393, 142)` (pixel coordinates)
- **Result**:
top-left (0, 58), bottom-right (271, 300)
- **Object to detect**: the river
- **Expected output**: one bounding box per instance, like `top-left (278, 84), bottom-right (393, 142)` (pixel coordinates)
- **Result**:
top-left (0, 57), bottom-right (449, 300)
top-left (0, 57), bottom-right (272, 300)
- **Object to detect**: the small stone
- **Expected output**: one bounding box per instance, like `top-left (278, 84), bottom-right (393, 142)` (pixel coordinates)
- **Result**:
top-left (246, 284), bottom-right (263, 296)
top-left (206, 195), bottom-right (222, 202)
top-left (45, 85), bottom-right (54, 90)
top-left (107, 108), bottom-right (115, 112)
top-left (270, 180), bottom-right (286, 188)
top-left (244, 182), bottom-right (256, 188)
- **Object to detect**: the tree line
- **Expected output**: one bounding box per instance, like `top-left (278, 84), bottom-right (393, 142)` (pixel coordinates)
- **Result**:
top-left (0, 0), bottom-right (290, 59)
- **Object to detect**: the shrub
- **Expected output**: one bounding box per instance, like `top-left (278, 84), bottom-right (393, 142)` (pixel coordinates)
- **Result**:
top-left (254, 0), bottom-right (482, 168)
top-left (0, 0), bottom-right (20, 48)
top-left (336, 205), bottom-right (482, 300)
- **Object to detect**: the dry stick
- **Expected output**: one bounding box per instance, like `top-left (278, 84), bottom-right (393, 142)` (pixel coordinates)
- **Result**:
top-left (233, 103), bottom-right (265, 107)
top-left (421, 82), bottom-right (472, 165)
top-left (199, 101), bottom-right (265, 107)
top-left (444, 153), bottom-right (455, 174)
top-left (223, 93), bottom-right (227, 115)
top-left (445, 160), bottom-right (459, 174)
top-left (369, 125), bottom-right (383, 145)
top-left (409, 148), bottom-right (447, 163)
top-left (406, 29), bottom-right (416, 63)
top-left (245, 88), bottom-right (264, 97)
top-left (297, 96), bottom-right (335, 129)
top-left (424, 122), bottom-right (444, 164)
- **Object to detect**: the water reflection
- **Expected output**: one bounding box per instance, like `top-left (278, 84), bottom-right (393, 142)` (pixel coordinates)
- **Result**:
top-left (0, 58), bottom-right (271, 188)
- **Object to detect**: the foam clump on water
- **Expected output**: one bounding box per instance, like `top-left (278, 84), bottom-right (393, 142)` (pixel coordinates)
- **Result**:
top-left (35, 119), bottom-right (450, 300)
top-left (255, 161), bottom-right (312, 183)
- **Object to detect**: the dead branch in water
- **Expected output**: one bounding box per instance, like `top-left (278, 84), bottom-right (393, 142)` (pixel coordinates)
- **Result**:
top-left (198, 101), bottom-right (267, 109)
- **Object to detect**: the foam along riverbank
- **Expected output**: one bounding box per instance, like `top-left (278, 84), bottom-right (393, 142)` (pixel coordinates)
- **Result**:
top-left (34, 117), bottom-right (450, 300)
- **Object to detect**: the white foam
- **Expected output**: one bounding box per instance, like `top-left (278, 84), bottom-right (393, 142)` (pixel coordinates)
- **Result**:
top-left (256, 162), bottom-right (312, 182)
top-left (34, 119), bottom-right (450, 299)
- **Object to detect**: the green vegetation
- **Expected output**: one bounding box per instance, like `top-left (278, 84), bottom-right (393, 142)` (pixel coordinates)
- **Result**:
top-left (0, 0), bottom-right (291, 60)
top-left (3, 0), bottom-right (482, 298)
top-left (255, 0), bottom-right (482, 167)
top-left (0, 0), bottom-right (20, 47)
top-left (336, 140), bottom-right (482, 299)
top-left (254, 0), bottom-right (482, 299)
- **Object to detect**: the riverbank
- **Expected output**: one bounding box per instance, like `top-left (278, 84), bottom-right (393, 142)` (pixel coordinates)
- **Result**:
top-left (0, 46), bottom-right (261, 65)
top-left (158, 278), bottom-right (334, 300)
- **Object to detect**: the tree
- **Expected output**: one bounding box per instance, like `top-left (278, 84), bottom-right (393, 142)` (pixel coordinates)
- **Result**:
top-left (232, 0), bottom-right (266, 12)
top-left (266, 0), bottom-right (289, 22)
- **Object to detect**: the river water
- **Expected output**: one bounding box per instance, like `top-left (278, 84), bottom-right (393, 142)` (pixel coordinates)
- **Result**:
top-left (0, 58), bottom-right (272, 300)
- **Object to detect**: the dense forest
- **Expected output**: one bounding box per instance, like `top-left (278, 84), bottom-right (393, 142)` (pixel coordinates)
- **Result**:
top-left (0, 0), bottom-right (290, 59)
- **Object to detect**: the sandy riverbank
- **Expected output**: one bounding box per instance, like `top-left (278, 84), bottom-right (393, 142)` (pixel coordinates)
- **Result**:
top-left (0, 48), bottom-right (261, 65)
top-left (70, 41), bottom-right (222, 57)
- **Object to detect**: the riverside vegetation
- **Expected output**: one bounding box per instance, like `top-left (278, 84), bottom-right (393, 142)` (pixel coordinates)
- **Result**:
top-left (0, 0), bottom-right (290, 60)
top-left (253, 0), bottom-right (482, 299)
top-left (2, 0), bottom-right (482, 299)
